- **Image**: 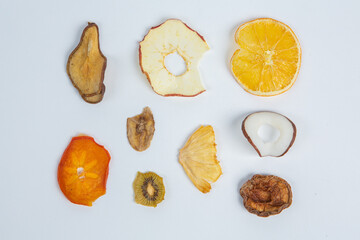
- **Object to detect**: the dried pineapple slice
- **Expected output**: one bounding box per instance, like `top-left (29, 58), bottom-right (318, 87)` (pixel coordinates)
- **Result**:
top-left (179, 125), bottom-right (222, 193)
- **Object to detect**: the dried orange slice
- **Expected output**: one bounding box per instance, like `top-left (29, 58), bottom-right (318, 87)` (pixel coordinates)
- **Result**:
top-left (179, 125), bottom-right (222, 193)
top-left (231, 18), bottom-right (301, 96)
top-left (57, 136), bottom-right (111, 206)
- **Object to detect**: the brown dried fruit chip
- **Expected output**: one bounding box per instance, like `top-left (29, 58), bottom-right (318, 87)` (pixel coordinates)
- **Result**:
top-left (240, 174), bottom-right (292, 217)
top-left (127, 107), bottom-right (155, 151)
top-left (67, 22), bottom-right (107, 104)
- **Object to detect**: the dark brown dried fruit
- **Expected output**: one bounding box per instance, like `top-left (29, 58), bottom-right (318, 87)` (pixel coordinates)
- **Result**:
top-left (127, 107), bottom-right (155, 151)
top-left (240, 174), bottom-right (292, 217)
top-left (67, 22), bottom-right (107, 104)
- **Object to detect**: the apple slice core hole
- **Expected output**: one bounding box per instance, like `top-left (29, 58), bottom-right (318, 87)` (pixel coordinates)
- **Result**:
top-left (164, 51), bottom-right (187, 76)
top-left (257, 124), bottom-right (280, 143)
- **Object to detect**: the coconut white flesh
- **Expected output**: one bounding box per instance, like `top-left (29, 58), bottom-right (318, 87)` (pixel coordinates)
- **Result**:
top-left (243, 112), bottom-right (295, 157)
top-left (140, 19), bottom-right (209, 96)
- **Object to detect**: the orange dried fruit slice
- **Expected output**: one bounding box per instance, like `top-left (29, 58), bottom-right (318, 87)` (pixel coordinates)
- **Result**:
top-left (57, 136), bottom-right (111, 206)
top-left (67, 23), bottom-right (107, 103)
top-left (179, 125), bottom-right (222, 193)
top-left (231, 18), bottom-right (301, 96)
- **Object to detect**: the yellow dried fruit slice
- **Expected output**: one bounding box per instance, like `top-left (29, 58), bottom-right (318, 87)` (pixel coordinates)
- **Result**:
top-left (67, 22), bottom-right (107, 103)
top-left (133, 171), bottom-right (165, 207)
top-left (139, 19), bottom-right (209, 97)
top-left (179, 125), bottom-right (222, 193)
top-left (231, 18), bottom-right (301, 96)
top-left (127, 107), bottom-right (155, 152)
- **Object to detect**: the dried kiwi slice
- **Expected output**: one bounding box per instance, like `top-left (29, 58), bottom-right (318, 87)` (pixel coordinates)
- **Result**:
top-left (133, 171), bottom-right (165, 207)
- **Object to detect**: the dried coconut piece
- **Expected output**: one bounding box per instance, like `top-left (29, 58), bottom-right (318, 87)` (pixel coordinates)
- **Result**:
top-left (127, 107), bottom-right (155, 152)
top-left (179, 125), bottom-right (222, 193)
top-left (240, 174), bottom-right (292, 217)
top-left (67, 22), bottom-right (107, 104)
top-left (242, 112), bottom-right (296, 157)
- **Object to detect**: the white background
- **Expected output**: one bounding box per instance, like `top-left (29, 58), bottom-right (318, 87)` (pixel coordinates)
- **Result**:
top-left (1, 0), bottom-right (359, 239)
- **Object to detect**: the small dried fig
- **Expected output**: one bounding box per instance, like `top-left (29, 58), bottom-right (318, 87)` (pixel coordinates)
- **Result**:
top-left (127, 107), bottom-right (155, 151)
top-left (240, 174), bottom-right (292, 217)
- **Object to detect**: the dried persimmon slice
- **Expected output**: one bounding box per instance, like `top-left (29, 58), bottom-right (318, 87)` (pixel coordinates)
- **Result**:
top-left (57, 136), bottom-right (111, 206)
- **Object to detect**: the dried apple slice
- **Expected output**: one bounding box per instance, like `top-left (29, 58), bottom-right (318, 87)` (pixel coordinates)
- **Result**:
top-left (67, 22), bottom-right (107, 104)
top-left (242, 112), bottom-right (296, 157)
top-left (139, 19), bottom-right (209, 97)
top-left (57, 136), bottom-right (111, 206)
top-left (179, 125), bottom-right (222, 193)
top-left (127, 107), bottom-right (155, 152)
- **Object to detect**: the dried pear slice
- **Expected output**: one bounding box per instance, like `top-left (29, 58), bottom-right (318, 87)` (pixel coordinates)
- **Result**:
top-left (179, 125), bottom-right (222, 193)
top-left (133, 171), bottom-right (165, 207)
top-left (67, 22), bottom-right (107, 104)
top-left (83, 85), bottom-right (105, 104)
top-left (127, 107), bottom-right (155, 152)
